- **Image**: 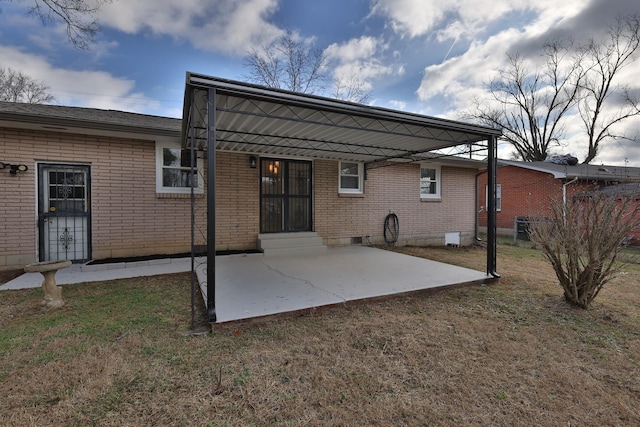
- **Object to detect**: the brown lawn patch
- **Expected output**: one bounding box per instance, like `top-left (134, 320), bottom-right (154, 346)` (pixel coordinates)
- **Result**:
top-left (1, 245), bottom-right (639, 426)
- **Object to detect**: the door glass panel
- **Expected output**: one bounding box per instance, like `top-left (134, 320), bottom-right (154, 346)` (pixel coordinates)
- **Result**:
top-left (261, 197), bottom-right (283, 233)
top-left (289, 162), bottom-right (310, 195)
top-left (260, 159), bottom-right (312, 233)
top-left (288, 197), bottom-right (310, 231)
top-left (261, 160), bottom-right (283, 195)
top-left (48, 170), bottom-right (87, 213)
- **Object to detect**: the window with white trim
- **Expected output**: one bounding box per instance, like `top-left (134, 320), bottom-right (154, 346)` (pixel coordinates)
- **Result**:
top-left (155, 141), bottom-right (203, 194)
top-left (339, 161), bottom-right (363, 194)
top-left (486, 184), bottom-right (502, 211)
top-left (420, 164), bottom-right (441, 199)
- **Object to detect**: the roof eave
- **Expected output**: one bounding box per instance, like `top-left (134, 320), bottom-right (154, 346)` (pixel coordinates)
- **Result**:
top-left (0, 111), bottom-right (180, 138)
top-left (498, 160), bottom-right (567, 178)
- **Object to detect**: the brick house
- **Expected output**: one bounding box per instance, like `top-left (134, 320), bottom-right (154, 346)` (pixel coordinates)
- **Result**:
top-left (1, 90), bottom-right (502, 273)
top-left (477, 159), bottom-right (640, 235)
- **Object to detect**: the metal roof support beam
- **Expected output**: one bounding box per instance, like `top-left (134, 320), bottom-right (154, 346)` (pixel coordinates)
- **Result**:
top-left (206, 88), bottom-right (217, 322)
top-left (486, 135), bottom-right (500, 278)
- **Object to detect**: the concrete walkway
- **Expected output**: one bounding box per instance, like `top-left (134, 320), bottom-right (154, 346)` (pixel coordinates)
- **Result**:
top-left (0, 257), bottom-right (192, 290)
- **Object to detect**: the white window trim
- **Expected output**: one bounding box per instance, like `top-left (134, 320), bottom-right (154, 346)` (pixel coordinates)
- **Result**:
top-left (155, 141), bottom-right (204, 194)
top-left (486, 184), bottom-right (502, 211)
top-left (338, 161), bottom-right (364, 194)
top-left (420, 164), bottom-right (441, 199)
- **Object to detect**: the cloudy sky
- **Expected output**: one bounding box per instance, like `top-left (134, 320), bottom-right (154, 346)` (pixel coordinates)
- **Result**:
top-left (1, 0), bottom-right (639, 165)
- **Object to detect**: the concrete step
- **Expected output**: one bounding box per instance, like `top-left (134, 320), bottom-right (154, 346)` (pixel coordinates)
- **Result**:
top-left (258, 232), bottom-right (326, 255)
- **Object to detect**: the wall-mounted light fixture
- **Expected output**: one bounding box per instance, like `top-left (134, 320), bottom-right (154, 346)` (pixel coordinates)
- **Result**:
top-left (0, 162), bottom-right (29, 175)
top-left (249, 156), bottom-right (257, 169)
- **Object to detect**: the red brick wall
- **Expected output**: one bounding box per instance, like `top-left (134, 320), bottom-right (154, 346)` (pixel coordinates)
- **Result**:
top-left (477, 165), bottom-right (596, 230)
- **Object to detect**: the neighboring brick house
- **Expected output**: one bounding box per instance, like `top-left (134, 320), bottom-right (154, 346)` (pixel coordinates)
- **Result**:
top-left (1, 98), bottom-right (498, 271)
top-left (579, 182), bottom-right (640, 243)
top-left (477, 159), bottom-right (640, 235)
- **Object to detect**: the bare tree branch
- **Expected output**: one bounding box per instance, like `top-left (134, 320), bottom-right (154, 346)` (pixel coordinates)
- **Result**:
top-left (0, 66), bottom-right (55, 104)
top-left (243, 30), bottom-right (372, 103)
top-left (466, 15), bottom-right (640, 164)
top-left (244, 31), bottom-right (328, 94)
top-left (465, 42), bottom-right (583, 161)
top-left (3, 0), bottom-right (111, 49)
top-left (579, 14), bottom-right (640, 163)
top-left (331, 73), bottom-right (371, 104)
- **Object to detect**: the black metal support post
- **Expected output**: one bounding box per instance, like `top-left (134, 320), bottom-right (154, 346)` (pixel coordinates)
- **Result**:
top-left (206, 88), bottom-right (217, 322)
top-left (486, 135), bottom-right (500, 278)
top-left (189, 95), bottom-right (197, 330)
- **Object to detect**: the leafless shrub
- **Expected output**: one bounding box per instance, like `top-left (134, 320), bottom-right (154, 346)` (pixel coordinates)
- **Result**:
top-left (529, 192), bottom-right (640, 308)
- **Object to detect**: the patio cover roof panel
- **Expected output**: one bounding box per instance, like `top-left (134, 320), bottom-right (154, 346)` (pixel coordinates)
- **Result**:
top-left (183, 73), bottom-right (501, 163)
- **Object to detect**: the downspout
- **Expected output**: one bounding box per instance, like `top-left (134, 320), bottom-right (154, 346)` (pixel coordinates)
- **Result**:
top-left (474, 170), bottom-right (484, 241)
top-left (562, 177), bottom-right (578, 223)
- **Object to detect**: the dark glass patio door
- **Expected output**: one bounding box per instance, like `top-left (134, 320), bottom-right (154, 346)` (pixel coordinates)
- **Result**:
top-left (260, 159), bottom-right (312, 233)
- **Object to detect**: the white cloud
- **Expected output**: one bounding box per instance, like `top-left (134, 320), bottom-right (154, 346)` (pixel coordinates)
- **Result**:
top-left (416, 29), bottom-right (519, 105)
top-left (0, 45), bottom-right (160, 113)
top-left (324, 36), bottom-right (400, 91)
top-left (388, 100), bottom-right (407, 110)
top-left (324, 37), bottom-right (379, 63)
top-left (98, 0), bottom-right (282, 55)
top-left (370, 0), bottom-right (533, 40)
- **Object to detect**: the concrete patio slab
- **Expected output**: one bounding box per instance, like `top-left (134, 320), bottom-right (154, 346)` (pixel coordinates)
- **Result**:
top-left (2, 246), bottom-right (492, 325)
top-left (196, 246), bottom-right (491, 323)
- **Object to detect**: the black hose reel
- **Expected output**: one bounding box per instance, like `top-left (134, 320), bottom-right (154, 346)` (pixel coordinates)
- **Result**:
top-left (383, 212), bottom-right (399, 245)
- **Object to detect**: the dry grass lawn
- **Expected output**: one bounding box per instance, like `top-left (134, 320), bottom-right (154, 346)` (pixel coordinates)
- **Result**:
top-left (1, 244), bottom-right (639, 426)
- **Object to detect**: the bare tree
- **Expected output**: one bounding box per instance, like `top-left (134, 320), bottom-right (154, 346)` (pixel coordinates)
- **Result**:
top-left (467, 15), bottom-right (640, 163)
top-left (244, 31), bottom-right (327, 94)
top-left (0, 67), bottom-right (55, 104)
top-left (466, 42), bottom-right (583, 161)
top-left (579, 15), bottom-right (640, 164)
top-left (2, 0), bottom-right (112, 49)
top-left (529, 192), bottom-right (640, 308)
top-left (331, 73), bottom-right (371, 104)
top-left (244, 30), bottom-right (372, 103)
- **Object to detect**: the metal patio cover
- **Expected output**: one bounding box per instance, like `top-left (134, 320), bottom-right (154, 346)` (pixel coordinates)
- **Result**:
top-left (182, 73), bottom-right (501, 164)
top-left (181, 72), bottom-right (501, 323)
